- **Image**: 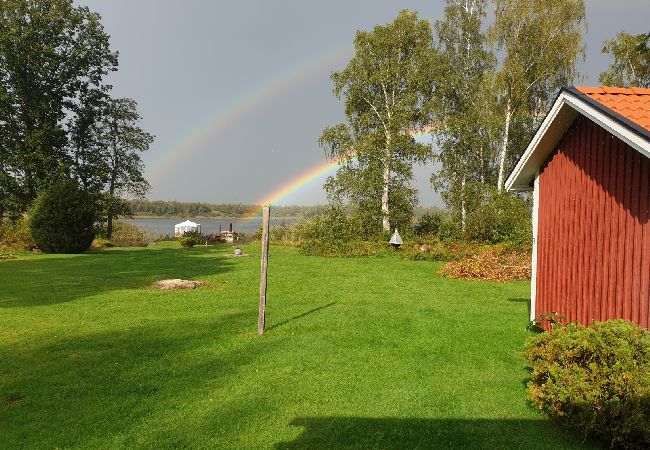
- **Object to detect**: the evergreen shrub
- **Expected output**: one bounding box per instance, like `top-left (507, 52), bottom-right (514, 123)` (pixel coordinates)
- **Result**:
top-left (29, 179), bottom-right (96, 253)
top-left (523, 320), bottom-right (650, 449)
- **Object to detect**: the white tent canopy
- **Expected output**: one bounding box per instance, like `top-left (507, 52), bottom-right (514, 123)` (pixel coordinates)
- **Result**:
top-left (174, 220), bottom-right (201, 236)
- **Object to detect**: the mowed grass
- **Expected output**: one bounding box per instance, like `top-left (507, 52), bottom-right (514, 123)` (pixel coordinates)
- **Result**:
top-left (0, 243), bottom-right (598, 449)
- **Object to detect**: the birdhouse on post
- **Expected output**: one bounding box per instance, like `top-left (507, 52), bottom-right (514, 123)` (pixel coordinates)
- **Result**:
top-left (389, 229), bottom-right (402, 249)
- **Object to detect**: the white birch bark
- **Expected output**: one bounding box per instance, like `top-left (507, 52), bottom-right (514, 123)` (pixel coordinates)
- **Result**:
top-left (460, 174), bottom-right (466, 232)
top-left (381, 135), bottom-right (391, 232)
top-left (497, 98), bottom-right (512, 192)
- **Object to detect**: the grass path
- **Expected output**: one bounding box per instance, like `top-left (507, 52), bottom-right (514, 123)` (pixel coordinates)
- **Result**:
top-left (0, 243), bottom-right (598, 449)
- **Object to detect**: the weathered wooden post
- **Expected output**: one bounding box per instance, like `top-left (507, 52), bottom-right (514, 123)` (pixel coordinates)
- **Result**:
top-left (258, 205), bottom-right (270, 335)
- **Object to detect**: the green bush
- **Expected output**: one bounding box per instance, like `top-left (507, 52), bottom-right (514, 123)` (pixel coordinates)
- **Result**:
top-left (464, 190), bottom-right (531, 245)
top-left (400, 239), bottom-right (481, 262)
top-left (522, 320), bottom-right (650, 449)
top-left (0, 217), bottom-right (34, 250)
top-left (28, 179), bottom-right (96, 253)
top-left (437, 216), bottom-right (461, 242)
top-left (266, 220), bottom-right (311, 246)
top-left (299, 239), bottom-right (389, 258)
top-left (413, 212), bottom-right (442, 237)
top-left (178, 231), bottom-right (200, 248)
top-left (109, 221), bottom-right (151, 247)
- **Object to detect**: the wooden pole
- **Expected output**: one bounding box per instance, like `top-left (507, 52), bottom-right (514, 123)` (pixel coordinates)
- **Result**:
top-left (258, 206), bottom-right (270, 335)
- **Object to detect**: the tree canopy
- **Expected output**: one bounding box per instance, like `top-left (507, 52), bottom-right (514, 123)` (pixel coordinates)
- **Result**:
top-left (318, 2), bottom-right (588, 238)
top-left (599, 31), bottom-right (650, 88)
top-left (490, 0), bottom-right (586, 191)
top-left (0, 0), bottom-right (152, 228)
top-left (319, 10), bottom-right (436, 234)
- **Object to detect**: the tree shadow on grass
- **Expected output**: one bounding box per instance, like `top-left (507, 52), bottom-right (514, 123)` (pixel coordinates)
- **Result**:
top-left (277, 416), bottom-right (601, 450)
top-left (0, 313), bottom-right (278, 448)
top-left (0, 246), bottom-right (235, 308)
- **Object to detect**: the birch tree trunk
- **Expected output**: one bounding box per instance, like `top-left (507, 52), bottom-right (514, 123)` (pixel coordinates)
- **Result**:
top-left (497, 98), bottom-right (512, 192)
top-left (381, 135), bottom-right (391, 232)
top-left (460, 174), bottom-right (467, 232)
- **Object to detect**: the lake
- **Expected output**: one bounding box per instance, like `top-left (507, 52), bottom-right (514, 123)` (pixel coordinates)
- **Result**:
top-left (128, 217), bottom-right (297, 236)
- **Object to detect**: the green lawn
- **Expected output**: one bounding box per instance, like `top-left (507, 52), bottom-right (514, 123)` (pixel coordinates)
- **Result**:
top-left (0, 243), bottom-right (598, 449)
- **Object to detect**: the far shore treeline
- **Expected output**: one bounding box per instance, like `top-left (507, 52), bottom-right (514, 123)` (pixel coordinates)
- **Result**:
top-left (124, 199), bottom-right (442, 220)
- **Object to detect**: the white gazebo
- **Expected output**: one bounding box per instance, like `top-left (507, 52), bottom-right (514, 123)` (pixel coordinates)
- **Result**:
top-left (174, 220), bottom-right (201, 236)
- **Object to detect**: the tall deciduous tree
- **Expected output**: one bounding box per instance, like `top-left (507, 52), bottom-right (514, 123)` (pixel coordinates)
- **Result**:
top-left (0, 0), bottom-right (117, 215)
top-left (319, 10), bottom-right (435, 233)
top-left (490, 0), bottom-right (586, 191)
top-left (431, 0), bottom-right (497, 230)
top-left (91, 97), bottom-right (153, 238)
top-left (599, 31), bottom-right (650, 88)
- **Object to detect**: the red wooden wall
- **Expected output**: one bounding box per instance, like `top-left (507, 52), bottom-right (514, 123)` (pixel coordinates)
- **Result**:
top-left (536, 116), bottom-right (650, 329)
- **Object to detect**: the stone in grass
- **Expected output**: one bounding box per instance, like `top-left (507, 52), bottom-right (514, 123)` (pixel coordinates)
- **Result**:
top-left (154, 279), bottom-right (204, 290)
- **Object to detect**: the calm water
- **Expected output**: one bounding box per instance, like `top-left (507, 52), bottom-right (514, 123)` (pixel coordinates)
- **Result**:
top-left (128, 217), bottom-right (296, 235)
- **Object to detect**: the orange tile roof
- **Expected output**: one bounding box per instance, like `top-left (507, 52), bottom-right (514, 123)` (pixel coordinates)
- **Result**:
top-left (576, 86), bottom-right (650, 131)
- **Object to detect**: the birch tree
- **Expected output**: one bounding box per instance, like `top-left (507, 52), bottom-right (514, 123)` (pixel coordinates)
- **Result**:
top-left (319, 10), bottom-right (436, 233)
top-left (599, 31), bottom-right (650, 88)
top-left (430, 0), bottom-right (497, 230)
top-left (490, 0), bottom-right (586, 191)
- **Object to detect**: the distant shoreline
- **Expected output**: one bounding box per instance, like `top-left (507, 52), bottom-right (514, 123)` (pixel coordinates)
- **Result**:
top-left (129, 215), bottom-right (303, 220)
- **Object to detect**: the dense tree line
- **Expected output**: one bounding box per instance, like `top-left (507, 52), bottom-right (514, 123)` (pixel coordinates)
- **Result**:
top-left (321, 1), bottom-right (648, 238)
top-left (0, 0), bottom-right (152, 238)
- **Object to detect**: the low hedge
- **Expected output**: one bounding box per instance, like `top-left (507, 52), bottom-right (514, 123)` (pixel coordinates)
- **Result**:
top-left (523, 320), bottom-right (650, 449)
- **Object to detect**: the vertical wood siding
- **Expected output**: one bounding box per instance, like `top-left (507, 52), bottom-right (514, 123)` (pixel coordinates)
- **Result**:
top-left (537, 116), bottom-right (650, 329)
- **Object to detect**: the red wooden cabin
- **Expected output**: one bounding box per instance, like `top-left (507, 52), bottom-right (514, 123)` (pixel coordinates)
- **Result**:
top-left (507, 86), bottom-right (650, 328)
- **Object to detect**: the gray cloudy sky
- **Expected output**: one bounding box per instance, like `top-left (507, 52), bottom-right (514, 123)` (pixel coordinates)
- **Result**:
top-left (79, 0), bottom-right (648, 206)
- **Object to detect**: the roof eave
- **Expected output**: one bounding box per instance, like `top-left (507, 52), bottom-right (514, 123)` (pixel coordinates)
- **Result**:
top-left (506, 88), bottom-right (650, 192)
top-left (505, 91), bottom-right (579, 191)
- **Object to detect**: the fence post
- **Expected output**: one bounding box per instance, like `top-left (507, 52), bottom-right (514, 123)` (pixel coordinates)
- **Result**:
top-left (258, 206), bottom-right (270, 335)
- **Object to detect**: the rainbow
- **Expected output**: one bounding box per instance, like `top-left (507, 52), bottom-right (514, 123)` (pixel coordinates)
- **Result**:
top-left (242, 158), bottom-right (342, 220)
top-left (240, 126), bottom-right (435, 220)
top-left (146, 44), bottom-right (353, 185)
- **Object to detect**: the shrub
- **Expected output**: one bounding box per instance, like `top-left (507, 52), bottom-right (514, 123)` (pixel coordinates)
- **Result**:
top-left (267, 221), bottom-right (308, 246)
top-left (29, 179), bottom-right (96, 253)
top-left (90, 238), bottom-right (115, 250)
top-left (437, 248), bottom-right (531, 281)
top-left (464, 190), bottom-right (532, 245)
top-left (0, 217), bottom-right (34, 251)
top-left (297, 207), bottom-right (373, 257)
top-left (522, 320), bottom-right (650, 449)
top-left (437, 216), bottom-right (461, 241)
top-left (400, 240), bottom-right (483, 262)
top-left (178, 231), bottom-right (200, 248)
top-left (413, 212), bottom-right (442, 237)
top-left (109, 221), bottom-right (151, 247)
top-left (300, 239), bottom-right (389, 258)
